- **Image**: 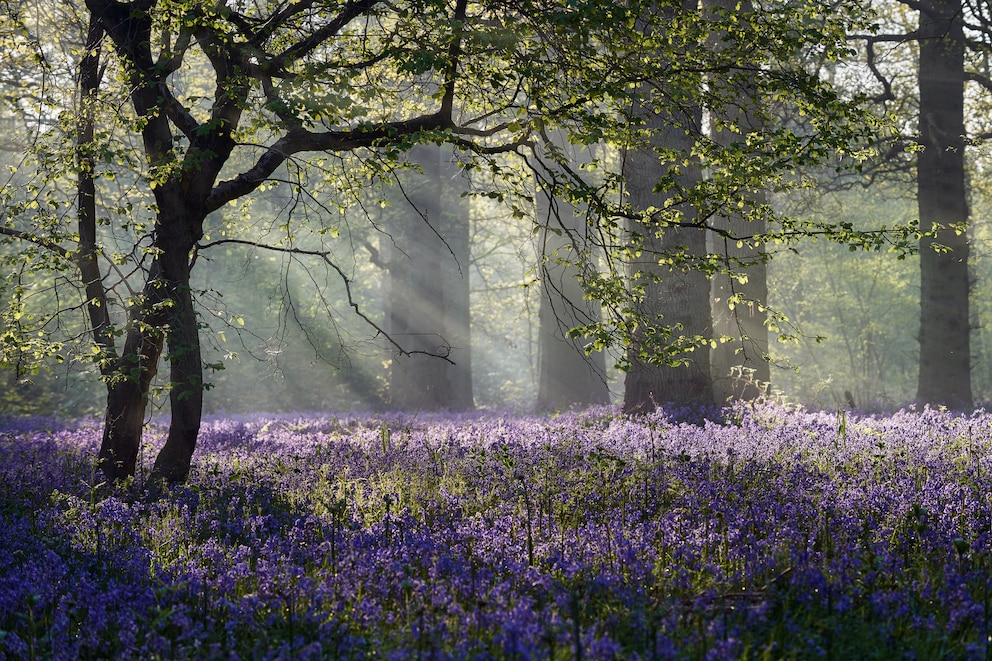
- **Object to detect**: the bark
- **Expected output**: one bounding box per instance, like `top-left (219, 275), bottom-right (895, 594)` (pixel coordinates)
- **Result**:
top-left (440, 149), bottom-right (475, 410)
top-left (622, 116), bottom-right (714, 413)
top-left (536, 140), bottom-right (610, 410)
top-left (705, 0), bottom-right (770, 403)
top-left (916, 0), bottom-right (972, 409)
top-left (387, 145), bottom-right (456, 410)
top-left (150, 238), bottom-right (203, 483)
top-left (621, 2), bottom-right (713, 414)
top-left (98, 262), bottom-right (167, 482)
top-left (75, 15), bottom-right (114, 357)
top-left (98, 204), bottom-right (206, 484)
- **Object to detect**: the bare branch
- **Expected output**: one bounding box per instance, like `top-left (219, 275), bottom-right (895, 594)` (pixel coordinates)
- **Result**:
top-left (965, 69), bottom-right (992, 96)
top-left (195, 237), bottom-right (455, 363)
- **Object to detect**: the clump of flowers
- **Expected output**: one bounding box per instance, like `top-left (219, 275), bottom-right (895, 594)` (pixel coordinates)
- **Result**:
top-left (2, 404), bottom-right (991, 659)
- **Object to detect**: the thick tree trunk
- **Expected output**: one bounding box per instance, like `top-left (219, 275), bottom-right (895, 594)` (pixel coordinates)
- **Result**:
top-left (621, 6), bottom-right (713, 414)
top-left (537, 225), bottom-right (611, 409)
top-left (536, 139), bottom-right (610, 409)
top-left (622, 115), bottom-right (713, 413)
top-left (916, 0), bottom-right (972, 409)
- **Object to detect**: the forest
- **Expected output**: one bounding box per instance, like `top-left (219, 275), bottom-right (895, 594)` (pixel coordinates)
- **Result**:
top-left (3, 0), bottom-right (982, 482)
top-left (5, 0), bottom-right (992, 657)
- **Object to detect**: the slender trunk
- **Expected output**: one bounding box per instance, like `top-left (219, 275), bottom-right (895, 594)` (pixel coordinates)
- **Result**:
top-left (536, 138), bottom-right (609, 409)
top-left (88, 0), bottom-right (235, 483)
top-left (75, 16), bottom-right (114, 357)
top-left (151, 255), bottom-right (203, 483)
top-left (916, 0), bottom-right (971, 409)
top-left (98, 261), bottom-right (167, 482)
top-left (80, 13), bottom-right (172, 485)
top-left (440, 147), bottom-right (474, 410)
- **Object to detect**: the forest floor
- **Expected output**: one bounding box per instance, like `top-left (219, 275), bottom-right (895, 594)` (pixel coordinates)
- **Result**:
top-left (1, 403), bottom-right (990, 659)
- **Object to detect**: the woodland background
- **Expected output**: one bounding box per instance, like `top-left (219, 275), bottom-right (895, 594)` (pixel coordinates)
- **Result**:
top-left (0, 0), bottom-right (986, 427)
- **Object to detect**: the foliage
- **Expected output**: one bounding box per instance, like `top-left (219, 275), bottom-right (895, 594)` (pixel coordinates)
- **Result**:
top-left (770, 182), bottom-right (920, 408)
top-left (0, 0), bottom-right (921, 405)
top-left (3, 405), bottom-right (992, 658)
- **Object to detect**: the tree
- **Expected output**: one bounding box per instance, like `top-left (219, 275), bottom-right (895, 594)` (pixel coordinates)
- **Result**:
top-left (535, 136), bottom-right (610, 410)
top-left (1, 0), bottom-right (574, 483)
top-left (600, 0), bottom-right (903, 414)
top-left (386, 144), bottom-right (473, 410)
top-left (621, 39), bottom-right (715, 412)
top-left (915, 0), bottom-right (970, 408)
top-left (851, 0), bottom-right (992, 409)
top-left (705, 0), bottom-right (770, 403)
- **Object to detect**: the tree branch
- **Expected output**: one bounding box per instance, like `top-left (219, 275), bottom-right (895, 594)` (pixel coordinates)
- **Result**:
top-left (270, 0), bottom-right (380, 69)
top-left (206, 113), bottom-right (460, 210)
top-left (0, 226), bottom-right (74, 261)
top-left (195, 238), bottom-right (455, 363)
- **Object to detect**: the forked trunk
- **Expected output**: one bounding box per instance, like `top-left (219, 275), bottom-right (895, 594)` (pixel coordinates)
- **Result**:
top-left (98, 313), bottom-right (164, 483)
top-left (98, 215), bottom-right (205, 485)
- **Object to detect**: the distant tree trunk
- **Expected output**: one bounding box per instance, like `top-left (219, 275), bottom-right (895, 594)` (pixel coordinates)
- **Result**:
top-left (440, 147), bottom-right (474, 410)
top-left (622, 106), bottom-right (713, 413)
top-left (915, 0), bottom-right (972, 409)
top-left (536, 140), bottom-right (610, 410)
top-left (387, 145), bottom-right (473, 410)
top-left (705, 0), bottom-right (769, 403)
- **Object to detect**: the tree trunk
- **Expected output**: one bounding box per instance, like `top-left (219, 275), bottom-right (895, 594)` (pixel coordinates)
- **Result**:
top-left (150, 246), bottom-right (203, 483)
top-left (621, 4), bottom-right (713, 414)
top-left (75, 15), bottom-right (115, 358)
top-left (388, 145), bottom-right (455, 410)
top-left (98, 197), bottom-right (205, 485)
top-left (536, 139), bottom-right (610, 410)
top-left (440, 147), bottom-right (475, 410)
top-left (622, 120), bottom-right (713, 413)
top-left (916, 0), bottom-right (972, 409)
top-left (705, 0), bottom-right (770, 403)
top-left (98, 263), bottom-right (167, 483)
